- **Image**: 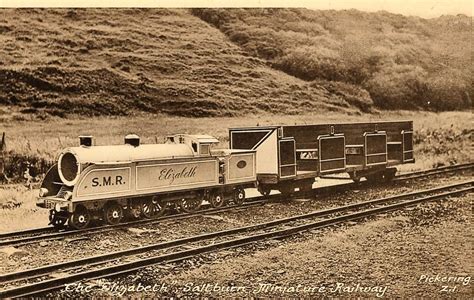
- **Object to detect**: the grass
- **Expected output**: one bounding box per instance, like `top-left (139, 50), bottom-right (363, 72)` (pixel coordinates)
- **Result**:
top-left (0, 186), bottom-right (48, 232)
top-left (0, 8), bottom-right (359, 118)
top-left (2, 110), bottom-right (471, 167)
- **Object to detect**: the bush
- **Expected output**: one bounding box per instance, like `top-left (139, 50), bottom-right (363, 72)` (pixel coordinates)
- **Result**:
top-left (364, 64), bottom-right (428, 109)
top-left (424, 70), bottom-right (472, 110)
top-left (274, 46), bottom-right (345, 81)
top-left (192, 8), bottom-right (472, 112)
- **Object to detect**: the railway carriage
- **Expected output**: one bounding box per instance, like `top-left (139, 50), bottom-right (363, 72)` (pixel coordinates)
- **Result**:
top-left (229, 121), bottom-right (414, 195)
top-left (36, 121), bottom-right (414, 229)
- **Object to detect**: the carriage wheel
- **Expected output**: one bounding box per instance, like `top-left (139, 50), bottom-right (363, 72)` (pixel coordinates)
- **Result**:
top-left (103, 202), bottom-right (124, 225)
top-left (142, 196), bottom-right (166, 218)
top-left (68, 206), bottom-right (91, 230)
top-left (278, 185), bottom-right (294, 197)
top-left (179, 198), bottom-right (203, 213)
top-left (258, 186), bottom-right (271, 197)
top-left (365, 172), bottom-right (383, 183)
top-left (349, 172), bottom-right (362, 183)
top-left (383, 169), bottom-right (397, 182)
top-left (233, 187), bottom-right (246, 205)
top-left (352, 177), bottom-right (361, 183)
top-left (299, 182), bottom-right (313, 193)
top-left (209, 192), bottom-right (225, 208)
top-left (49, 210), bottom-right (68, 229)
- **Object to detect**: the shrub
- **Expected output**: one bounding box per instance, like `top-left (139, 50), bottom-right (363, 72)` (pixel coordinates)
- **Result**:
top-left (364, 64), bottom-right (428, 109)
top-left (274, 46), bottom-right (345, 81)
top-left (424, 70), bottom-right (472, 111)
top-left (192, 8), bottom-right (472, 112)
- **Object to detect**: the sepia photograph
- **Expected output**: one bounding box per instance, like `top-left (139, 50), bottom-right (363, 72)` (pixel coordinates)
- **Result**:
top-left (0, 0), bottom-right (472, 298)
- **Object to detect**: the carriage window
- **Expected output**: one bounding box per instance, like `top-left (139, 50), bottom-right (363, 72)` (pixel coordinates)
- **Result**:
top-left (200, 144), bottom-right (210, 155)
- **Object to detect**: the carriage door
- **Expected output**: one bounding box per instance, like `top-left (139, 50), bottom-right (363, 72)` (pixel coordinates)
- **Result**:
top-left (364, 131), bottom-right (388, 166)
top-left (278, 138), bottom-right (296, 178)
top-left (318, 134), bottom-right (346, 174)
top-left (402, 130), bottom-right (414, 163)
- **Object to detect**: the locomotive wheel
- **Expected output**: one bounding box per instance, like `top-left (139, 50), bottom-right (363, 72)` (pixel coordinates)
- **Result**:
top-left (49, 210), bottom-right (68, 229)
top-left (233, 187), bottom-right (246, 205)
top-left (103, 202), bottom-right (124, 225)
top-left (179, 198), bottom-right (203, 213)
top-left (128, 202), bottom-right (142, 219)
top-left (209, 192), bottom-right (225, 208)
top-left (258, 186), bottom-right (271, 197)
top-left (142, 197), bottom-right (166, 218)
top-left (68, 206), bottom-right (91, 230)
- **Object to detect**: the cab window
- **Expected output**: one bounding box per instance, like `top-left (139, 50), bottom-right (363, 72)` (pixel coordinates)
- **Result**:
top-left (200, 144), bottom-right (210, 155)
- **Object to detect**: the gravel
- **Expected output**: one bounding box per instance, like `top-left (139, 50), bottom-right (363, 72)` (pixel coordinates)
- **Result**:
top-left (127, 192), bottom-right (472, 298)
top-left (44, 173), bottom-right (472, 298)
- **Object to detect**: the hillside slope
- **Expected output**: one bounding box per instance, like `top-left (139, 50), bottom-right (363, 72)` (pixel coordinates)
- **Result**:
top-left (193, 8), bottom-right (472, 111)
top-left (0, 8), bottom-right (364, 118)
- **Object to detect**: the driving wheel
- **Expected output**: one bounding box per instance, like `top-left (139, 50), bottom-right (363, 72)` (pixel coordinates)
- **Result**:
top-left (103, 202), bottom-right (124, 225)
top-left (142, 196), bottom-right (166, 218)
top-left (179, 198), bottom-right (203, 213)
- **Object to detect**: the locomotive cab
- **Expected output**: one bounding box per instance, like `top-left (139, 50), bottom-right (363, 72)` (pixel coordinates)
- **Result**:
top-left (165, 134), bottom-right (219, 156)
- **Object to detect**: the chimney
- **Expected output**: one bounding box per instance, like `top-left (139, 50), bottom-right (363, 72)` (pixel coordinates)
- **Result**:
top-left (125, 134), bottom-right (140, 147)
top-left (79, 135), bottom-right (94, 147)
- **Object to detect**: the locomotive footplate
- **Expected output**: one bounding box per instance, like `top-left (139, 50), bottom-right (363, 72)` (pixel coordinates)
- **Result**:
top-left (37, 197), bottom-right (70, 210)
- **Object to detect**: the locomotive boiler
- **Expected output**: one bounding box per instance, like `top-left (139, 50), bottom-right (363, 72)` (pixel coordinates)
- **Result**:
top-left (37, 134), bottom-right (256, 229)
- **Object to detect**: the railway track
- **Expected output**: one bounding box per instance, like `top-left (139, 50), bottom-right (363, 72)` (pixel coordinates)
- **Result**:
top-left (0, 180), bottom-right (471, 298)
top-left (0, 199), bottom-right (268, 247)
top-left (394, 162), bottom-right (473, 181)
top-left (0, 162), bottom-right (472, 247)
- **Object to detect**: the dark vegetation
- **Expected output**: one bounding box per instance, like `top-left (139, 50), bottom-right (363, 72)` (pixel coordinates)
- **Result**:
top-left (2, 151), bottom-right (51, 183)
top-left (0, 8), bottom-right (471, 118)
top-left (192, 8), bottom-right (472, 111)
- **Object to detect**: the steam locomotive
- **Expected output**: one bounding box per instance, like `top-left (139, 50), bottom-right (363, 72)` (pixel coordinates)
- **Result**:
top-left (37, 121), bottom-right (414, 229)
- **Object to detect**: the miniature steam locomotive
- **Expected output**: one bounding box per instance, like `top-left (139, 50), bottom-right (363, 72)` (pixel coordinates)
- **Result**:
top-left (37, 121), bottom-right (414, 229)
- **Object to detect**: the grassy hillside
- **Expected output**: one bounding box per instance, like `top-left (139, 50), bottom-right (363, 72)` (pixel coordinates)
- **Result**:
top-left (0, 8), bottom-right (471, 118)
top-left (0, 8), bottom-right (365, 118)
top-left (192, 8), bottom-right (472, 111)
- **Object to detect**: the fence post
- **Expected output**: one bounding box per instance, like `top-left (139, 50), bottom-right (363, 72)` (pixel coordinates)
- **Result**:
top-left (0, 132), bottom-right (10, 183)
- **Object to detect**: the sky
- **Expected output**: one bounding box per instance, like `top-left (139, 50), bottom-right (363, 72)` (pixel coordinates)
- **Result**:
top-left (307, 0), bottom-right (472, 18)
top-left (1, 0), bottom-right (472, 19)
